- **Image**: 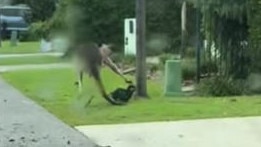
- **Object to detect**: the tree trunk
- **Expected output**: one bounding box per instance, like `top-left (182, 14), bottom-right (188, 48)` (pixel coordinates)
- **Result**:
top-left (136, 0), bottom-right (148, 97)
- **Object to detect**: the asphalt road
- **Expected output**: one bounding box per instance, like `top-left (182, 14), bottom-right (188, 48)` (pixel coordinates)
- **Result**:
top-left (0, 78), bottom-right (98, 147)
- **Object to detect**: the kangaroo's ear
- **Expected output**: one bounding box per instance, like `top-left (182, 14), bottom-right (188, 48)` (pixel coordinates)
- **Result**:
top-left (100, 44), bottom-right (110, 49)
top-left (100, 43), bottom-right (114, 49)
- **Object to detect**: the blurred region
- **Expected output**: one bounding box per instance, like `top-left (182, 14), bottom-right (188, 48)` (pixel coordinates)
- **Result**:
top-left (0, 0), bottom-right (11, 5)
top-left (1, 0), bottom-right (261, 97)
top-left (0, 0), bottom-right (261, 132)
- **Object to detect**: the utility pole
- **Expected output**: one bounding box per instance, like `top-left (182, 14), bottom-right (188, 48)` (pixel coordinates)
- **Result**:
top-left (136, 0), bottom-right (148, 97)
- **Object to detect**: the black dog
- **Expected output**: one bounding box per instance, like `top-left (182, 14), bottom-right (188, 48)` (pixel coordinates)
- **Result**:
top-left (110, 85), bottom-right (136, 103)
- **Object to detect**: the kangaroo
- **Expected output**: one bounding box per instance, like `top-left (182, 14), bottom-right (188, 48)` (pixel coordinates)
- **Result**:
top-left (63, 43), bottom-right (130, 105)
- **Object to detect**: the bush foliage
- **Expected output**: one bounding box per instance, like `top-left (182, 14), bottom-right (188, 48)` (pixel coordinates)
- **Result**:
top-left (196, 76), bottom-right (249, 96)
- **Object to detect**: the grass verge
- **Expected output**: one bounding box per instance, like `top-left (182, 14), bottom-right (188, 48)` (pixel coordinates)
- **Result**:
top-left (0, 41), bottom-right (40, 54)
top-left (2, 68), bottom-right (261, 126)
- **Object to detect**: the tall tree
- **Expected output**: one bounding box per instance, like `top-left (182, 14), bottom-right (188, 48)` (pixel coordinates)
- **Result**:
top-left (51, 0), bottom-right (184, 53)
top-left (54, 0), bottom-right (135, 50)
top-left (248, 0), bottom-right (261, 73)
top-left (188, 0), bottom-right (250, 79)
top-left (146, 0), bottom-right (182, 54)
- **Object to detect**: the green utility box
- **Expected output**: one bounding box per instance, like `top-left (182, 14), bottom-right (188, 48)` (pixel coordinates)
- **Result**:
top-left (164, 60), bottom-right (182, 96)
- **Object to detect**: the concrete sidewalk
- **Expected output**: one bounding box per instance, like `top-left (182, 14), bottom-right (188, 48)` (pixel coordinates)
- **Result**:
top-left (76, 117), bottom-right (261, 147)
top-left (0, 53), bottom-right (63, 58)
top-left (0, 78), bottom-right (97, 147)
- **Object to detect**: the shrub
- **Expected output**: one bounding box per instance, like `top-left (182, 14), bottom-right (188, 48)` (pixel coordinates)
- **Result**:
top-left (26, 21), bottom-right (51, 41)
top-left (181, 59), bottom-right (196, 80)
top-left (159, 54), bottom-right (196, 80)
top-left (19, 31), bottom-right (31, 42)
top-left (196, 76), bottom-right (249, 96)
top-left (122, 55), bottom-right (136, 66)
top-left (148, 63), bottom-right (160, 73)
top-left (200, 60), bottom-right (218, 75)
top-left (184, 47), bottom-right (196, 58)
top-left (247, 73), bottom-right (261, 94)
top-left (159, 53), bottom-right (180, 65)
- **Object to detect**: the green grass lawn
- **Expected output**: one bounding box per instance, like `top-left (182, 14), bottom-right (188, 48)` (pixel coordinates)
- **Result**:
top-left (2, 68), bottom-right (261, 126)
top-left (0, 41), bottom-right (66, 65)
top-left (0, 56), bottom-right (65, 65)
top-left (0, 41), bottom-right (40, 54)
